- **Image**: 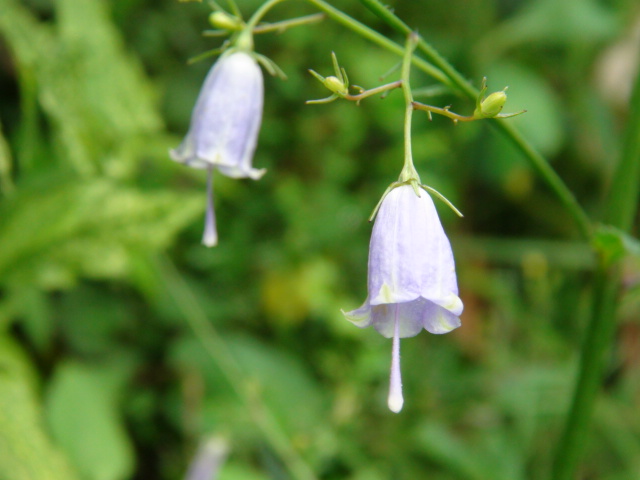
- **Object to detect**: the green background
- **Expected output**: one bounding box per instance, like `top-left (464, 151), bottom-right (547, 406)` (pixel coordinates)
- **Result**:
top-left (0, 0), bottom-right (639, 479)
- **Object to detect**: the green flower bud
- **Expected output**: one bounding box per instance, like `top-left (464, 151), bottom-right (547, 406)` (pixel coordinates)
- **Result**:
top-left (209, 11), bottom-right (242, 31)
top-left (323, 75), bottom-right (348, 96)
top-left (476, 89), bottom-right (507, 118)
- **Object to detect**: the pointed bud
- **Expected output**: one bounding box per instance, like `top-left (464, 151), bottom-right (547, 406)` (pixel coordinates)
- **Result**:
top-left (323, 76), bottom-right (348, 96)
top-left (475, 89), bottom-right (508, 118)
top-left (208, 11), bottom-right (243, 31)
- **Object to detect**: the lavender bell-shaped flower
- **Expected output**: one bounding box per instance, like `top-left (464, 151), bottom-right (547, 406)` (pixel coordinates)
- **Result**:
top-left (171, 51), bottom-right (265, 247)
top-left (344, 184), bottom-right (463, 413)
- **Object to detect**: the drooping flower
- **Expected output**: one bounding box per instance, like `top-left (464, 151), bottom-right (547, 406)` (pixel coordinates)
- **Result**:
top-left (343, 184), bottom-right (463, 413)
top-left (171, 50), bottom-right (265, 246)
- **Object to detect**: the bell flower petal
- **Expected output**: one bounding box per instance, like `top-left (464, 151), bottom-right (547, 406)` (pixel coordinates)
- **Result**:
top-left (171, 51), bottom-right (266, 247)
top-left (343, 184), bottom-right (463, 412)
top-left (170, 51), bottom-right (266, 180)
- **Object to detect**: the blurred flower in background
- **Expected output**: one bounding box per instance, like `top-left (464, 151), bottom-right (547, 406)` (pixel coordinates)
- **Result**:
top-left (171, 51), bottom-right (266, 246)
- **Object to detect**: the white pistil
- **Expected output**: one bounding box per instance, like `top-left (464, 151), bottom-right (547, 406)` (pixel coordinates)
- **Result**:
top-left (388, 305), bottom-right (404, 413)
top-left (202, 166), bottom-right (218, 247)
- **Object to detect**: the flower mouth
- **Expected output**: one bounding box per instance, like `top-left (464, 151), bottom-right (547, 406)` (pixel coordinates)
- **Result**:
top-left (370, 297), bottom-right (462, 338)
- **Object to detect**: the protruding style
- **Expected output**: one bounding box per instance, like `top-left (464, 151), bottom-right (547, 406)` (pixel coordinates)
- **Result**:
top-left (343, 184), bottom-right (463, 412)
top-left (171, 51), bottom-right (265, 246)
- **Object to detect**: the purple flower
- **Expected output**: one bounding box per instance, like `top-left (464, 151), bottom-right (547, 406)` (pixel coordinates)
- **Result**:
top-left (343, 184), bottom-right (462, 412)
top-left (171, 51), bottom-right (265, 246)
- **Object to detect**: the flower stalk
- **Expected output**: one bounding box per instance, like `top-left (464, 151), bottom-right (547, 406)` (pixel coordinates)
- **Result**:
top-left (356, 0), bottom-right (592, 240)
top-left (398, 32), bottom-right (420, 185)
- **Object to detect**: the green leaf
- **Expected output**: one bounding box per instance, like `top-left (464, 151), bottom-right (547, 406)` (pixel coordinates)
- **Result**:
top-left (0, 178), bottom-right (202, 287)
top-left (170, 333), bottom-right (329, 442)
top-left (0, 0), bottom-right (163, 177)
top-left (0, 335), bottom-right (80, 480)
top-left (45, 361), bottom-right (134, 480)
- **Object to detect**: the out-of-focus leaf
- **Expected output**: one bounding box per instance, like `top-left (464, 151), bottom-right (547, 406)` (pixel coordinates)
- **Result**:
top-left (0, 121), bottom-right (14, 195)
top-left (218, 463), bottom-right (270, 480)
top-left (55, 0), bottom-right (162, 137)
top-left (57, 285), bottom-right (134, 356)
top-left (413, 421), bottom-right (486, 480)
top-left (170, 333), bottom-right (330, 449)
top-left (0, 335), bottom-right (80, 480)
top-left (0, 178), bottom-right (202, 287)
top-left (480, 0), bottom-right (617, 54)
top-left (414, 420), bottom-right (525, 480)
top-left (45, 361), bottom-right (134, 480)
top-left (593, 225), bottom-right (640, 265)
top-left (10, 287), bottom-right (53, 353)
top-left (0, 0), bottom-right (163, 177)
top-left (261, 256), bottom-right (343, 326)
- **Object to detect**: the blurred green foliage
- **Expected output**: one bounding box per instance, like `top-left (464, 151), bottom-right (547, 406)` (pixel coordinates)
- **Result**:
top-left (0, 0), bottom-right (639, 479)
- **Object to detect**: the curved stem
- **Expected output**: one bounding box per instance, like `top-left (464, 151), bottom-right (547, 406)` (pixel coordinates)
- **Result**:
top-left (245, 0), bottom-right (289, 30)
top-left (252, 12), bottom-right (325, 34)
top-left (304, 0), bottom-right (449, 86)
top-left (357, 0), bottom-right (593, 240)
top-left (398, 33), bottom-right (420, 183)
top-left (494, 120), bottom-right (592, 239)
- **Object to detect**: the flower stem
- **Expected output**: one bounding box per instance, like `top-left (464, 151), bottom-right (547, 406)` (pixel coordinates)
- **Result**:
top-left (412, 101), bottom-right (476, 123)
top-left (552, 57), bottom-right (640, 480)
top-left (252, 12), bottom-right (325, 34)
top-left (357, 0), bottom-right (592, 240)
top-left (398, 33), bottom-right (420, 184)
top-left (344, 80), bottom-right (402, 102)
top-left (237, 0), bottom-right (289, 50)
top-left (245, 0), bottom-right (289, 30)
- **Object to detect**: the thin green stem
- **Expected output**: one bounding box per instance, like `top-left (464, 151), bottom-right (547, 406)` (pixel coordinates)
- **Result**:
top-left (304, 0), bottom-right (449, 86)
top-left (345, 80), bottom-right (402, 102)
top-left (358, 0), bottom-right (474, 98)
top-left (223, 0), bottom-right (242, 19)
top-left (398, 33), bottom-right (419, 183)
top-left (358, 0), bottom-right (592, 240)
top-left (412, 102), bottom-right (475, 123)
top-left (245, 0), bottom-right (288, 30)
top-left (605, 66), bottom-right (640, 233)
top-left (148, 254), bottom-right (318, 480)
top-left (252, 12), bottom-right (325, 34)
top-left (552, 55), bottom-right (640, 480)
top-left (235, 0), bottom-right (289, 50)
top-left (494, 121), bottom-right (592, 238)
